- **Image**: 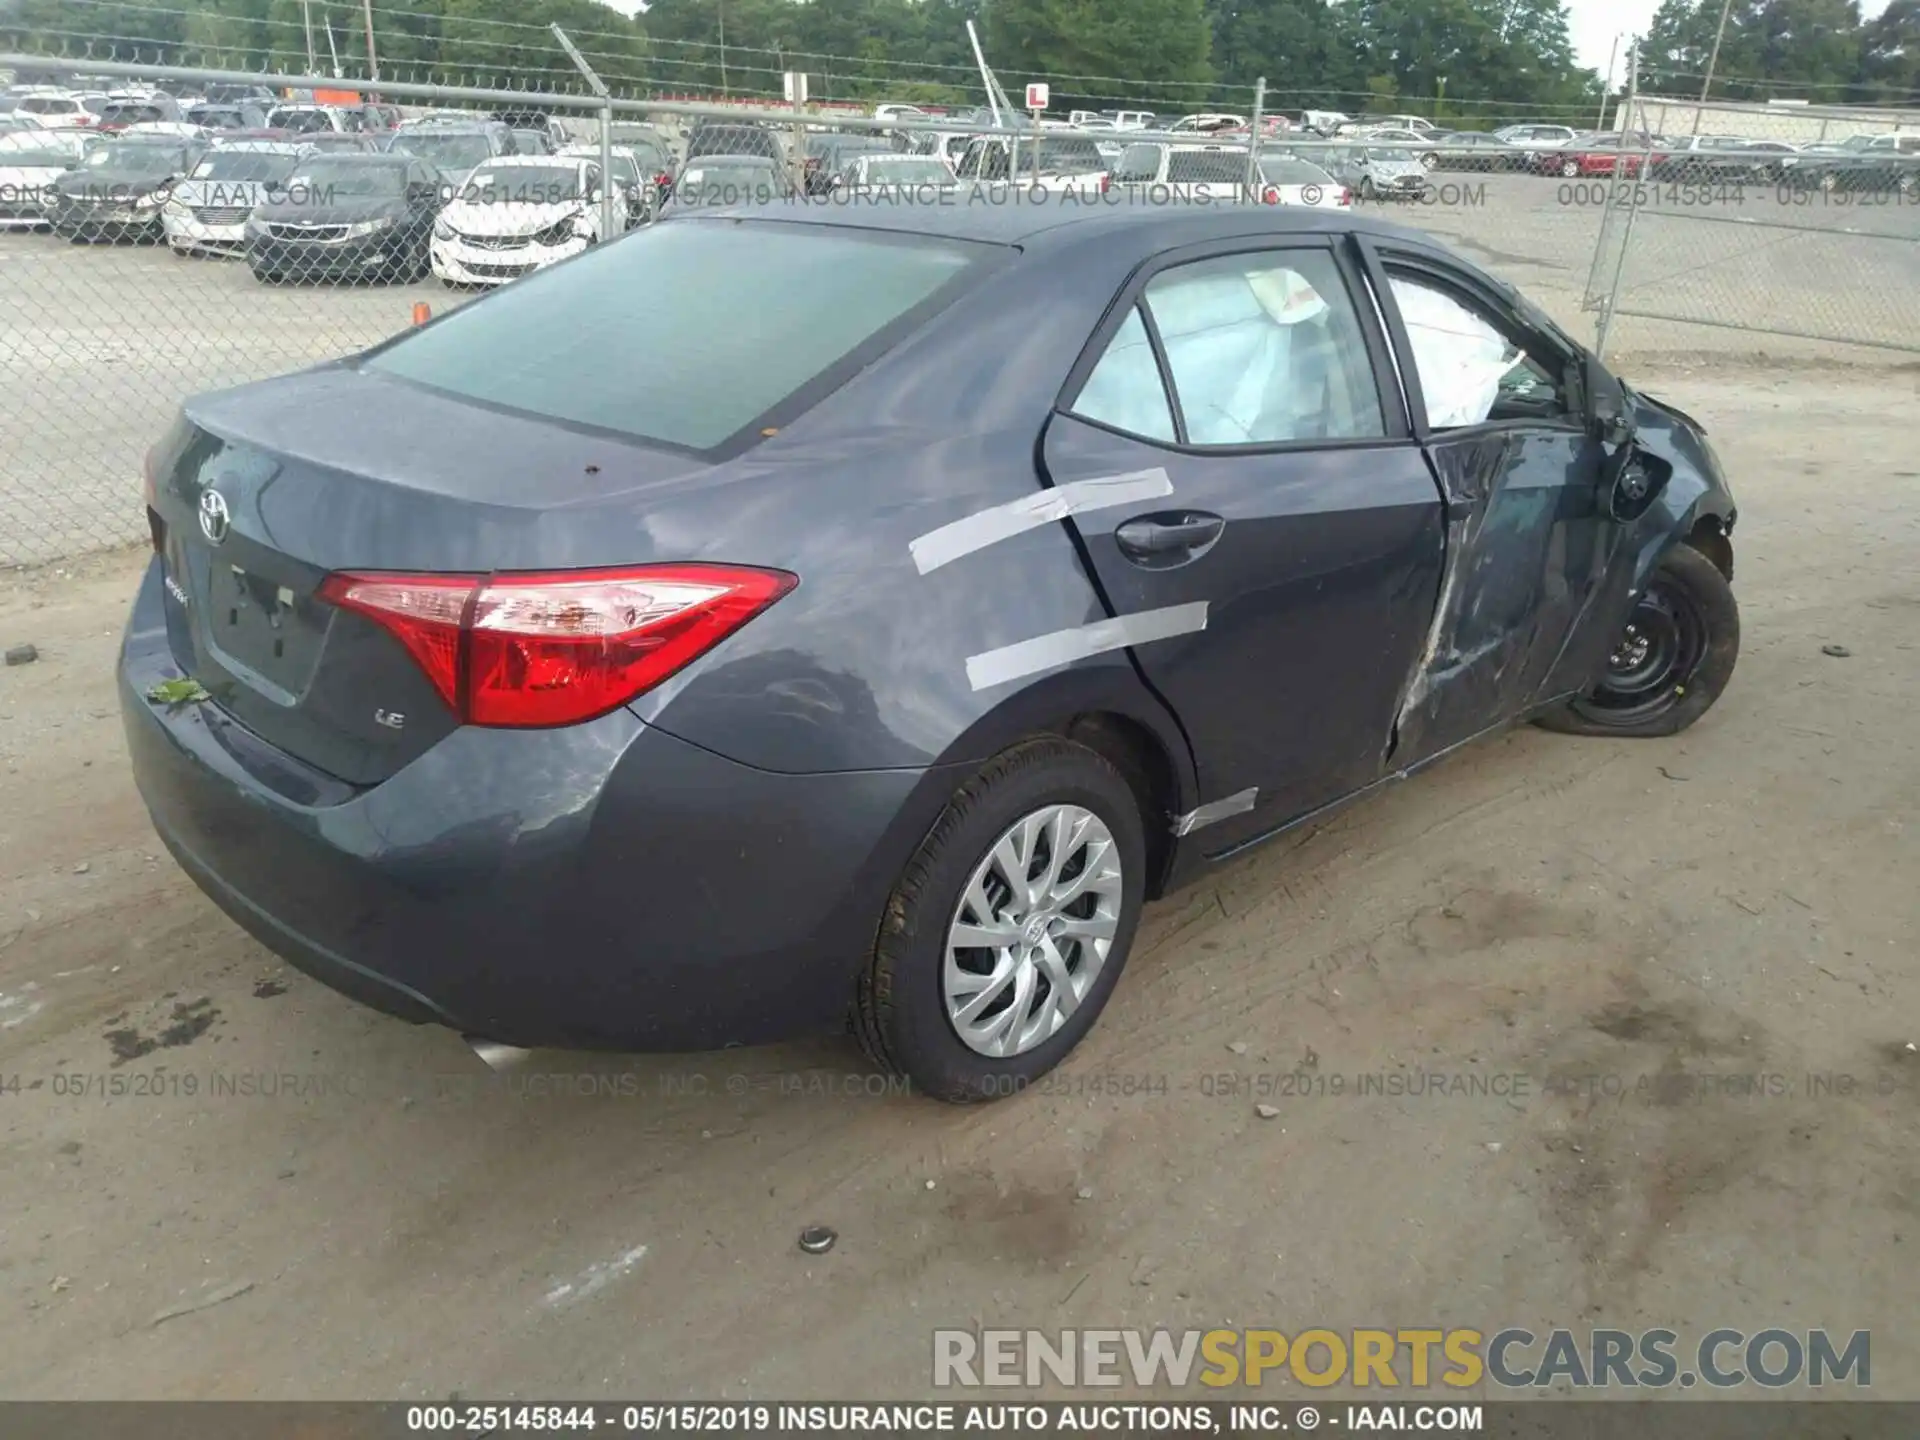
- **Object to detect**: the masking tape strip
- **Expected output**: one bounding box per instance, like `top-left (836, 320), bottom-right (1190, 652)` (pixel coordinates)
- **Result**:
top-left (1171, 787), bottom-right (1259, 836)
top-left (910, 469), bottom-right (1174, 576)
top-left (965, 602), bottom-right (1209, 692)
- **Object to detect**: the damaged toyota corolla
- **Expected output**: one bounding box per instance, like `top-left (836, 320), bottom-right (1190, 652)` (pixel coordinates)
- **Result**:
top-left (121, 204), bottom-right (1739, 1102)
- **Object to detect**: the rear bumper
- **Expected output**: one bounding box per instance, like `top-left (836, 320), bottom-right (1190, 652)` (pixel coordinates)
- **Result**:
top-left (119, 559), bottom-right (945, 1051)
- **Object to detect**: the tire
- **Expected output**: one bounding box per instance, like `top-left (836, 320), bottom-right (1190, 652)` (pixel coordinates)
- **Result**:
top-left (853, 737), bottom-right (1149, 1103)
top-left (1560, 157), bottom-right (1581, 178)
top-left (1536, 545), bottom-right (1739, 739)
top-left (1359, 177), bottom-right (1376, 201)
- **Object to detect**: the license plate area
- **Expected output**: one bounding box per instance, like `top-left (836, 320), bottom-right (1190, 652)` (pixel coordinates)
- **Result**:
top-left (201, 559), bottom-right (328, 699)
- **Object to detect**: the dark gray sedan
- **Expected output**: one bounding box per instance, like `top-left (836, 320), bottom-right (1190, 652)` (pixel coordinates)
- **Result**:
top-left (122, 203), bottom-right (1740, 1101)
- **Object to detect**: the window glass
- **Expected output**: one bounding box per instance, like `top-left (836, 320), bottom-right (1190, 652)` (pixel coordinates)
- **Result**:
top-left (1072, 307), bottom-right (1176, 443)
top-left (1144, 251), bottom-right (1384, 445)
top-left (366, 222), bottom-right (981, 452)
top-left (1387, 273), bottom-right (1564, 427)
top-left (1116, 143), bottom-right (1162, 181)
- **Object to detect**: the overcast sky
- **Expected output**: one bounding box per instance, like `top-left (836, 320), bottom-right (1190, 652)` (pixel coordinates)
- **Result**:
top-left (603, 0), bottom-right (1895, 89)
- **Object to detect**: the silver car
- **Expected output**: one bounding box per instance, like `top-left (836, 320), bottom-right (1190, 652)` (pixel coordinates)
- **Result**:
top-left (1330, 144), bottom-right (1431, 200)
top-left (160, 141), bottom-right (307, 256)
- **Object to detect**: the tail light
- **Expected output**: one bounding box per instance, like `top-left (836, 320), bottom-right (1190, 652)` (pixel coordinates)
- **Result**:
top-left (1262, 185), bottom-right (1280, 205)
top-left (1336, 188), bottom-right (1352, 206)
top-left (1099, 173), bottom-right (1111, 193)
top-left (317, 564), bottom-right (797, 728)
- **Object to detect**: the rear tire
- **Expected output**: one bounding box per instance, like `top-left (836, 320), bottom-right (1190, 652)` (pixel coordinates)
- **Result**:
top-left (1536, 544), bottom-right (1739, 738)
top-left (853, 737), bottom-right (1148, 1103)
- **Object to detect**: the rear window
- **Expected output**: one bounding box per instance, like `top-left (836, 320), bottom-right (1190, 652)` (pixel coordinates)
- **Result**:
top-left (1167, 152), bottom-right (1249, 183)
top-left (364, 221), bottom-right (984, 452)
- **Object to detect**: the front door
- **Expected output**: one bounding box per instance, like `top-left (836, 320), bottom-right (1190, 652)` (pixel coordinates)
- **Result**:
top-left (1043, 238), bottom-right (1446, 846)
top-left (1360, 243), bottom-right (1618, 765)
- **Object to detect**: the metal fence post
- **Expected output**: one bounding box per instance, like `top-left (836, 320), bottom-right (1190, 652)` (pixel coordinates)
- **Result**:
top-left (1594, 39), bottom-right (1643, 362)
top-left (552, 24), bottom-right (616, 242)
top-left (1244, 77), bottom-right (1267, 200)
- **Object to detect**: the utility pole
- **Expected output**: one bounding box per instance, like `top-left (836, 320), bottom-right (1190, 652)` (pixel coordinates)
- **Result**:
top-left (718, 0), bottom-right (729, 98)
top-left (301, 0), bottom-right (317, 74)
top-left (1694, 0), bottom-right (1735, 134)
top-left (361, 0), bottom-right (380, 85)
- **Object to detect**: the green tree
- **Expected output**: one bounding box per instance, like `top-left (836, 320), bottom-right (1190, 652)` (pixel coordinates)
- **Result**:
top-left (986, 0), bottom-right (1214, 110)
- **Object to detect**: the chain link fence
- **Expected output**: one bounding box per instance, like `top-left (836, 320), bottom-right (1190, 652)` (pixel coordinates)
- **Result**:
top-left (3, 58), bottom-right (1915, 569)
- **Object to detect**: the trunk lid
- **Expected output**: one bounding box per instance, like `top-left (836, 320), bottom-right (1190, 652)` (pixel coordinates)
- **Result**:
top-left (149, 364), bottom-right (716, 785)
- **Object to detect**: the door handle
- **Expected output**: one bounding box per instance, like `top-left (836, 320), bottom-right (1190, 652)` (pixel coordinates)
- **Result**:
top-left (1116, 512), bottom-right (1226, 562)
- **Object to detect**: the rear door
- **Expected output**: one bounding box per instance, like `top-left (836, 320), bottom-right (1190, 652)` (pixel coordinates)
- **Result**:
top-left (1042, 237), bottom-right (1446, 846)
top-left (1359, 241), bottom-right (1617, 765)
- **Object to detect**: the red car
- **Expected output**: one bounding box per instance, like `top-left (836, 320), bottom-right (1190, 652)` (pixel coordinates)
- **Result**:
top-left (1546, 134), bottom-right (1664, 178)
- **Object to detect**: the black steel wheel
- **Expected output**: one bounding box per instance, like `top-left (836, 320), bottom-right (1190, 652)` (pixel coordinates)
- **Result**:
top-left (1537, 544), bottom-right (1739, 738)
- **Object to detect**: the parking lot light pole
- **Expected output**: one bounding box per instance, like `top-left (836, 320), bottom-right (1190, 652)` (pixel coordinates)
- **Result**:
top-left (553, 25), bottom-right (618, 243)
top-left (1694, 0), bottom-right (1736, 135)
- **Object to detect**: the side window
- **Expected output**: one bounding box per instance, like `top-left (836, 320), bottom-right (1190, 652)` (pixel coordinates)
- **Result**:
top-left (1071, 307), bottom-right (1177, 443)
top-left (1385, 271), bottom-right (1567, 429)
top-left (1142, 250), bottom-right (1385, 446)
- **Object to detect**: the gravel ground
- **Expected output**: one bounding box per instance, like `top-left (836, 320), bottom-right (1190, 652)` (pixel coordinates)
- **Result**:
top-left (0, 363), bottom-right (1913, 1400)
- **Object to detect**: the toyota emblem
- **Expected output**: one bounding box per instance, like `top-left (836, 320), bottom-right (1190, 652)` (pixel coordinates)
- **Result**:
top-left (198, 488), bottom-right (231, 545)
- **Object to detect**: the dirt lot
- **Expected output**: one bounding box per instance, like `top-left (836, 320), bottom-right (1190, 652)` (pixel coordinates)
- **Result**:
top-left (1, 361), bottom-right (1916, 1401)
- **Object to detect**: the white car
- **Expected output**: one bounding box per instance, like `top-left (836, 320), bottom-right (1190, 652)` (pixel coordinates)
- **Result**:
top-left (1113, 142), bottom-right (1350, 209)
top-left (873, 104), bottom-right (928, 124)
top-left (955, 132), bottom-right (1109, 197)
top-left (834, 152), bottom-right (959, 196)
top-left (0, 130), bottom-right (95, 227)
top-left (12, 91), bottom-right (108, 129)
top-left (161, 140), bottom-right (306, 256)
top-left (0, 112), bottom-right (46, 134)
top-left (430, 154), bottom-right (624, 287)
top-left (1168, 113), bottom-right (1248, 135)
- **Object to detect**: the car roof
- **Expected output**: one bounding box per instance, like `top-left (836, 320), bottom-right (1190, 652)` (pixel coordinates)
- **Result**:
top-left (470, 153), bottom-right (581, 167)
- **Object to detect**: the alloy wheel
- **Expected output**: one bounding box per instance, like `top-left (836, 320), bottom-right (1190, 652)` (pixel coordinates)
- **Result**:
top-left (942, 804), bottom-right (1124, 1059)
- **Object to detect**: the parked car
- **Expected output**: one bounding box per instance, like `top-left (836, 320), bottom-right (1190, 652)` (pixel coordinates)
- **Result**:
top-left (1789, 132), bottom-right (1920, 196)
top-left (496, 109), bottom-right (570, 150)
top-left (686, 122), bottom-right (786, 165)
top-left (1494, 123), bottom-right (1580, 171)
top-left (833, 152), bottom-right (959, 197)
top-left (956, 132), bottom-right (1109, 196)
top-left (1650, 135), bottom-right (1799, 183)
top-left (387, 121), bottom-right (516, 186)
top-left (0, 111), bottom-right (46, 135)
top-left (1102, 109), bottom-right (1157, 130)
top-left (122, 203), bottom-right (1740, 1099)
top-left (186, 102), bottom-right (270, 131)
top-left (1257, 153), bottom-right (1353, 208)
top-left (1549, 133), bottom-right (1654, 179)
top-left (1167, 113), bottom-right (1247, 135)
top-left (287, 131), bottom-right (383, 155)
top-left (662, 154), bottom-right (795, 210)
top-left (558, 143), bottom-right (658, 224)
top-left (244, 152), bottom-right (442, 283)
top-left (95, 95), bottom-right (184, 132)
top-left (873, 103), bottom-right (929, 124)
top-left (431, 154), bottom-right (624, 287)
top-left (1350, 126), bottom-right (1442, 168)
top-left (265, 104), bottom-right (349, 135)
top-left (0, 129), bottom-right (97, 227)
top-left (13, 91), bottom-right (109, 129)
top-left (1431, 130), bottom-right (1521, 171)
top-left (47, 134), bottom-right (207, 241)
top-left (161, 140), bottom-right (307, 257)
top-left (804, 130), bottom-right (895, 195)
top-left (1326, 144), bottom-right (1432, 200)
